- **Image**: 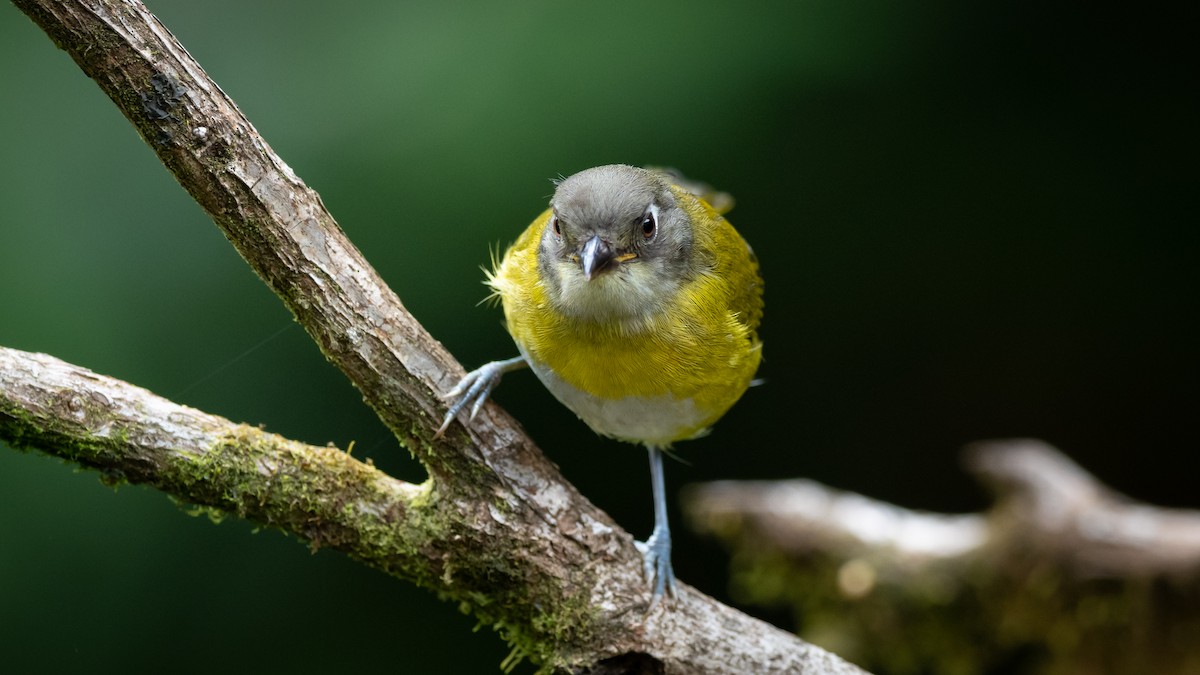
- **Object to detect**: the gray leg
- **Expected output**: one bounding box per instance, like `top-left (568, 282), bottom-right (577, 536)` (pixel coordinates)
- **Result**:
top-left (637, 446), bottom-right (677, 603)
top-left (435, 355), bottom-right (527, 438)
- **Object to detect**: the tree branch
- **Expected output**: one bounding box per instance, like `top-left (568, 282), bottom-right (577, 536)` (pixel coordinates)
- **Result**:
top-left (0, 347), bottom-right (427, 568)
top-left (5, 1), bottom-right (864, 672)
top-left (683, 440), bottom-right (1200, 673)
top-left (966, 439), bottom-right (1200, 578)
top-left (686, 439), bottom-right (1200, 577)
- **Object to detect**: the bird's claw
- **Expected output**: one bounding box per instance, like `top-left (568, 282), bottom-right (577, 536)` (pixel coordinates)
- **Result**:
top-left (435, 359), bottom-right (517, 438)
top-left (635, 526), bottom-right (677, 607)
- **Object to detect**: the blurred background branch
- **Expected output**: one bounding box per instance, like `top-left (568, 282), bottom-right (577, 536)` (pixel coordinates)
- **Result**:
top-left (685, 440), bottom-right (1200, 674)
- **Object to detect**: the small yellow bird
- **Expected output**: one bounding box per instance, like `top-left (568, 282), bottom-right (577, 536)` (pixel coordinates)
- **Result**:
top-left (439, 164), bottom-right (763, 600)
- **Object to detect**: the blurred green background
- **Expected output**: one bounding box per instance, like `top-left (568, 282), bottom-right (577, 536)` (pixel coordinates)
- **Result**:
top-left (1, 1), bottom-right (1194, 673)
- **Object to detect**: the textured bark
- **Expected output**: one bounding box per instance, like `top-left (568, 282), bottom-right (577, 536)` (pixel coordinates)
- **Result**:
top-left (4, 1), bottom-right (865, 672)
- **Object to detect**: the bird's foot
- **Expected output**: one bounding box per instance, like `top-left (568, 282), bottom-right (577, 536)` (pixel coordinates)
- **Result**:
top-left (435, 356), bottom-right (524, 438)
top-left (635, 525), bottom-right (677, 606)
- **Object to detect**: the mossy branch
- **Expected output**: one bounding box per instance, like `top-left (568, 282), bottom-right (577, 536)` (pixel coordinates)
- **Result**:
top-left (4, 0), bottom-right (865, 672)
top-left (0, 348), bottom-right (429, 574)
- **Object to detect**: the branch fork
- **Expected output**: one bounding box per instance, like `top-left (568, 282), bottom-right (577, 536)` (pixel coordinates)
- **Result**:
top-left (3, 1), bottom-right (864, 672)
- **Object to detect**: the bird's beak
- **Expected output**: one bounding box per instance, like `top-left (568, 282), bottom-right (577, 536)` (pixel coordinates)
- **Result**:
top-left (580, 235), bottom-right (615, 281)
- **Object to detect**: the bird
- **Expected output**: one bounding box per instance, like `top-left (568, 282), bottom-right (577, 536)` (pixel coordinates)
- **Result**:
top-left (437, 164), bottom-right (763, 602)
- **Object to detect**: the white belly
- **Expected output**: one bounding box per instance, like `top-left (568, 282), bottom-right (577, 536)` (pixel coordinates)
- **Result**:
top-left (523, 352), bottom-right (708, 446)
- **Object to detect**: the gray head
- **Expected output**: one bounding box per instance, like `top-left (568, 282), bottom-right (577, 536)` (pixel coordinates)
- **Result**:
top-left (538, 165), bottom-right (696, 323)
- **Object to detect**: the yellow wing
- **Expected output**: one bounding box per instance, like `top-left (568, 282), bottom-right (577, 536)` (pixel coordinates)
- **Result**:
top-left (671, 185), bottom-right (763, 341)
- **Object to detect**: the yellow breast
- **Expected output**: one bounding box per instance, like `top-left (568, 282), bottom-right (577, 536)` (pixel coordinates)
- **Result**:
top-left (488, 187), bottom-right (763, 446)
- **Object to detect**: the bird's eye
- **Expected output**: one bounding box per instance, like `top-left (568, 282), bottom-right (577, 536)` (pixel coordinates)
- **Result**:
top-left (551, 215), bottom-right (562, 238)
top-left (640, 210), bottom-right (657, 239)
